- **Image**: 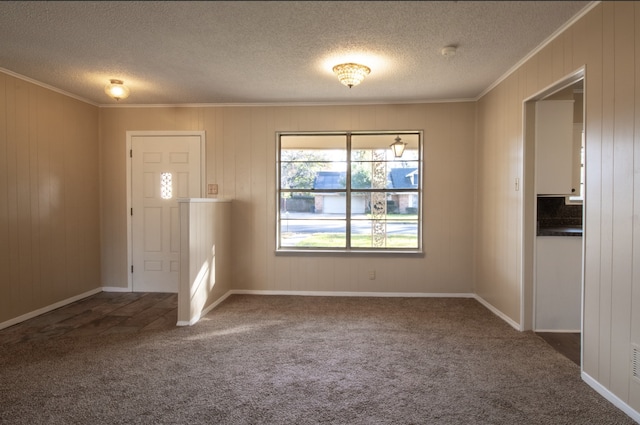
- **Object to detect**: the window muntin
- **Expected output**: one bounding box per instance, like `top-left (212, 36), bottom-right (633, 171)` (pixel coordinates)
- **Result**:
top-left (277, 132), bottom-right (422, 253)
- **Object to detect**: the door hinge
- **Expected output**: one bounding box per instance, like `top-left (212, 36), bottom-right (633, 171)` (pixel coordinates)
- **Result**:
top-left (130, 208), bottom-right (133, 216)
top-left (131, 265), bottom-right (134, 273)
top-left (130, 149), bottom-right (132, 158)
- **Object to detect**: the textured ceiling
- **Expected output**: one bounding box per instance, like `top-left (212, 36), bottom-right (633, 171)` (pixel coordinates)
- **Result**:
top-left (0, 1), bottom-right (593, 106)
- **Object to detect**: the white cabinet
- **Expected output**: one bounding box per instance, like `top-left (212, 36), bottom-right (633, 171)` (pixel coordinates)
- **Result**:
top-left (535, 236), bottom-right (582, 331)
top-left (571, 123), bottom-right (583, 198)
top-left (535, 100), bottom-right (577, 195)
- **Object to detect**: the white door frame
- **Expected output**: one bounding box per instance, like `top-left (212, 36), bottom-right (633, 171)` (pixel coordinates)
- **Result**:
top-left (521, 68), bottom-right (584, 331)
top-left (126, 130), bottom-right (206, 291)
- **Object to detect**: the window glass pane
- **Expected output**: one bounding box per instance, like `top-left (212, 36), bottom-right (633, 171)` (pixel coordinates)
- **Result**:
top-left (280, 192), bottom-right (346, 218)
top-left (351, 134), bottom-right (420, 161)
top-left (280, 219), bottom-right (346, 248)
top-left (280, 135), bottom-right (347, 190)
top-left (281, 161), bottom-right (347, 190)
top-left (349, 220), bottom-right (419, 248)
top-left (280, 192), bottom-right (316, 214)
top-left (350, 161), bottom-right (420, 190)
top-left (387, 162), bottom-right (420, 190)
top-left (386, 193), bottom-right (420, 216)
top-left (350, 192), bottom-right (419, 249)
top-left (350, 161), bottom-right (374, 190)
top-left (350, 192), bottom-right (420, 217)
top-left (160, 172), bottom-right (172, 199)
top-left (281, 134), bottom-right (346, 152)
top-left (350, 193), bottom-right (420, 217)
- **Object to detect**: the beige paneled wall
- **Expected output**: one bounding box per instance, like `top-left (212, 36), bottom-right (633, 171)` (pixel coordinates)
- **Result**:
top-left (0, 73), bottom-right (100, 325)
top-left (99, 103), bottom-right (476, 295)
top-left (476, 1), bottom-right (640, 414)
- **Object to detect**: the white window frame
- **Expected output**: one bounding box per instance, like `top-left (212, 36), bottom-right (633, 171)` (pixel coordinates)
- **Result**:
top-left (276, 131), bottom-right (423, 254)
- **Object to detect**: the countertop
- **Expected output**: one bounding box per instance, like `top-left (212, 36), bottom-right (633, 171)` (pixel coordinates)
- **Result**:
top-left (537, 226), bottom-right (583, 237)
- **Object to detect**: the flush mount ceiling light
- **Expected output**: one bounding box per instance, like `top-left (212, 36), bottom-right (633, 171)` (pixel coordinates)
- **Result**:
top-left (390, 136), bottom-right (407, 158)
top-left (332, 63), bottom-right (371, 88)
top-left (104, 79), bottom-right (130, 101)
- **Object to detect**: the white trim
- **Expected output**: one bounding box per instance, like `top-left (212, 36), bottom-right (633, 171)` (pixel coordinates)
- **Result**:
top-left (521, 67), bottom-right (586, 335)
top-left (98, 98), bottom-right (476, 108)
top-left (193, 291), bottom-right (518, 333)
top-left (477, 1), bottom-right (600, 100)
top-left (474, 295), bottom-right (522, 331)
top-left (126, 131), bottom-right (206, 293)
top-left (101, 286), bottom-right (132, 293)
top-left (126, 135), bottom-right (133, 292)
top-left (0, 67), bottom-right (99, 106)
top-left (534, 328), bottom-right (581, 333)
top-left (524, 67), bottom-right (586, 104)
top-left (176, 290), bottom-right (234, 326)
top-left (177, 198), bottom-right (232, 203)
top-left (230, 289), bottom-right (475, 298)
top-left (0, 287), bottom-right (102, 330)
top-left (582, 372), bottom-right (640, 423)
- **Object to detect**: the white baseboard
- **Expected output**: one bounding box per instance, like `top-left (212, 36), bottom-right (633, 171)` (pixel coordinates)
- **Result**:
top-left (177, 290), bottom-right (234, 326)
top-left (175, 290), bottom-right (478, 326)
top-left (0, 287), bottom-right (103, 330)
top-left (101, 286), bottom-right (131, 292)
top-left (230, 289), bottom-right (475, 298)
top-left (582, 371), bottom-right (640, 423)
top-left (534, 328), bottom-right (581, 333)
top-left (473, 294), bottom-right (522, 331)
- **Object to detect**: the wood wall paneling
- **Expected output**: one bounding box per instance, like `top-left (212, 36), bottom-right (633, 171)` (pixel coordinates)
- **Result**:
top-left (632, 1), bottom-right (640, 409)
top-left (475, 2), bottom-right (639, 414)
top-left (611, 0), bottom-right (635, 399)
top-left (0, 75), bottom-right (100, 325)
top-left (582, 1), bottom-right (604, 380)
top-left (0, 74), bottom-right (9, 318)
top-left (99, 102), bottom-right (476, 297)
top-left (597, 0), bottom-right (616, 389)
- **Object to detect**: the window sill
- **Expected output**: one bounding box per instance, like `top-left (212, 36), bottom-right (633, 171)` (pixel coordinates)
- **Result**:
top-left (275, 249), bottom-right (425, 257)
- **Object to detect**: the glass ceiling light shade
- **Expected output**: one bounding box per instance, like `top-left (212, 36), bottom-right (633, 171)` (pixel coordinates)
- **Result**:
top-left (390, 136), bottom-right (407, 158)
top-left (104, 79), bottom-right (130, 101)
top-left (332, 63), bottom-right (371, 88)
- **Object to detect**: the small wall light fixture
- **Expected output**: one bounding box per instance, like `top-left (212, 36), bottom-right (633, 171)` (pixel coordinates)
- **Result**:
top-left (390, 136), bottom-right (407, 158)
top-left (332, 63), bottom-right (371, 88)
top-left (104, 79), bottom-right (130, 101)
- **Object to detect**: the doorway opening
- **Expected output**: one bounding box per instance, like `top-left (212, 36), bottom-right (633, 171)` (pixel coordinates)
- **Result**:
top-left (522, 69), bottom-right (585, 367)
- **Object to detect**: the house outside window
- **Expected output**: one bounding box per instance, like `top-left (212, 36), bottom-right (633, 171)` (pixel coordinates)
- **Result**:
top-left (277, 131), bottom-right (422, 253)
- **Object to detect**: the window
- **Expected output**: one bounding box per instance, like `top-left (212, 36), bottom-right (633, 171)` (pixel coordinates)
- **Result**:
top-left (160, 172), bottom-right (173, 199)
top-left (277, 131), bottom-right (422, 253)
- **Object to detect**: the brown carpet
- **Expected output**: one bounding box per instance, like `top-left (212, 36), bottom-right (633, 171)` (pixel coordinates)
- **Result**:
top-left (0, 295), bottom-right (635, 424)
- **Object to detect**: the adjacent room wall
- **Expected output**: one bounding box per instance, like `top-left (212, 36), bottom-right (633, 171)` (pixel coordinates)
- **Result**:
top-left (475, 1), bottom-right (639, 414)
top-left (0, 73), bottom-right (101, 325)
top-left (99, 103), bottom-right (476, 296)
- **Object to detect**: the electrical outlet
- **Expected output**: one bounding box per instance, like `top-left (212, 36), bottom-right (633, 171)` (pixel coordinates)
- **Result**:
top-left (368, 271), bottom-right (376, 280)
top-left (208, 183), bottom-right (218, 195)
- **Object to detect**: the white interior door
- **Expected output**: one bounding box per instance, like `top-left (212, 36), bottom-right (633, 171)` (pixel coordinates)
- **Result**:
top-left (131, 134), bottom-right (202, 292)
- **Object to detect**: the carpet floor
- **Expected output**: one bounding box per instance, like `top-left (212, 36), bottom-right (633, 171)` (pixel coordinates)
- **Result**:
top-left (0, 295), bottom-right (636, 424)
